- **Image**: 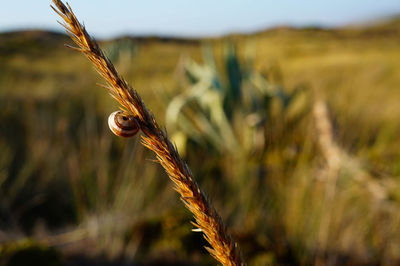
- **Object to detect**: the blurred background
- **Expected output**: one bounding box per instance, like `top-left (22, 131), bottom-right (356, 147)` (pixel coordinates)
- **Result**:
top-left (1, 1), bottom-right (400, 265)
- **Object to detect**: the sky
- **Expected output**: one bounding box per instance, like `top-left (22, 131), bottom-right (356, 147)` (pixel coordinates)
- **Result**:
top-left (1, 0), bottom-right (399, 38)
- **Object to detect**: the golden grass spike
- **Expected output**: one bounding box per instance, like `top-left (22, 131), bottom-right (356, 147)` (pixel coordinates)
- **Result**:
top-left (50, 1), bottom-right (245, 265)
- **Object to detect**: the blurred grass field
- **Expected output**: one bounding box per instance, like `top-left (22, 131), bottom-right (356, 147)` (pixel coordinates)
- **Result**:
top-left (1, 17), bottom-right (400, 265)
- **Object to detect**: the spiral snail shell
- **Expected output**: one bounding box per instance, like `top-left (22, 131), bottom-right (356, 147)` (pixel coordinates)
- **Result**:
top-left (108, 111), bottom-right (140, 138)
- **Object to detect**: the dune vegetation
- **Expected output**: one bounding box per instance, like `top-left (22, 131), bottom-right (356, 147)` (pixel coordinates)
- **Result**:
top-left (1, 8), bottom-right (400, 265)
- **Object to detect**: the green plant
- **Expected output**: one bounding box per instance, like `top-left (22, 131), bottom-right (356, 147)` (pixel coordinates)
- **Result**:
top-left (166, 43), bottom-right (308, 158)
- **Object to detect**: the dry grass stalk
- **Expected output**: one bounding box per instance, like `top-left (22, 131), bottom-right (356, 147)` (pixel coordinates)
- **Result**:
top-left (312, 100), bottom-right (341, 265)
top-left (313, 100), bottom-right (394, 265)
top-left (50, 1), bottom-right (245, 265)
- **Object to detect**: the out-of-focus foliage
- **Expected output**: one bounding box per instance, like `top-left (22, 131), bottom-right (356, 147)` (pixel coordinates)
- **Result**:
top-left (1, 18), bottom-right (400, 265)
top-left (167, 43), bottom-right (308, 158)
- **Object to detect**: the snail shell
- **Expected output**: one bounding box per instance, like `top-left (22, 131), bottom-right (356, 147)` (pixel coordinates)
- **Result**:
top-left (108, 111), bottom-right (140, 138)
